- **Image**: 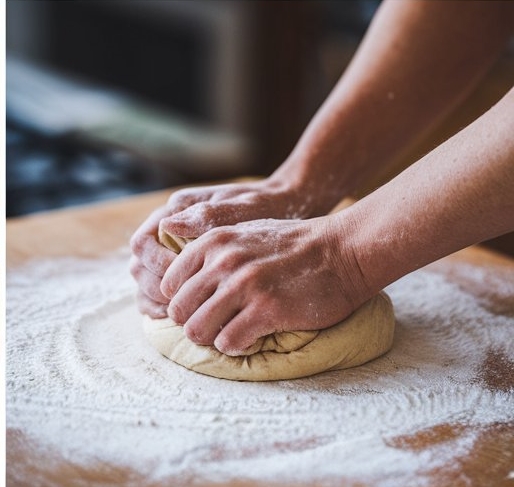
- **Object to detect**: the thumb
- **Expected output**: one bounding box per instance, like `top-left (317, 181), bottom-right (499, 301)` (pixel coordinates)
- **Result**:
top-left (159, 204), bottom-right (216, 239)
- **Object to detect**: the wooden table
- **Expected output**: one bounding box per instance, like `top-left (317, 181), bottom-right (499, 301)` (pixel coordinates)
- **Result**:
top-left (6, 189), bottom-right (514, 486)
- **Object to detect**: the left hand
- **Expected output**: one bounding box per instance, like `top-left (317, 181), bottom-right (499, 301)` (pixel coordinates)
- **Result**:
top-left (160, 216), bottom-right (367, 355)
top-left (129, 205), bottom-right (178, 318)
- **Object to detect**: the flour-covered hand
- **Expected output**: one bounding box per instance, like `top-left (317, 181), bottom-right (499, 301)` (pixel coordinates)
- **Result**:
top-left (130, 178), bottom-right (316, 319)
top-left (160, 216), bottom-right (369, 355)
top-left (130, 206), bottom-right (178, 318)
top-left (158, 178), bottom-right (317, 240)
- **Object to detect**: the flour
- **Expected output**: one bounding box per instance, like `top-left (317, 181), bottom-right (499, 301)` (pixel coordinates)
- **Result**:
top-left (6, 249), bottom-right (514, 486)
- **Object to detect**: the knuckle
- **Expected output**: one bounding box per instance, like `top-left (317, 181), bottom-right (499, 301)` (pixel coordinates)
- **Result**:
top-left (211, 253), bottom-right (242, 280)
top-left (210, 187), bottom-right (234, 202)
top-left (195, 202), bottom-right (216, 221)
top-left (173, 202), bottom-right (213, 228)
top-left (207, 226), bottom-right (228, 242)
top-left (167, 188), bottom-right (192, 205)
top-left (216, 266), bottom-right (258, 300)
top-left (167, 187), bottom-right (212, 211)
top-left (209, 233), bottom-right (232, 252)
top-left (234, 264), bottom-right (263, 291)
top-left (258, 295), bottom-right (281, 321)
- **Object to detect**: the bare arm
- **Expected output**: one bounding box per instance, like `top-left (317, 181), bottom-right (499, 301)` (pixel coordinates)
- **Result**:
top-left (132, 0), bottom-right (514, 336)
top-left (159, 2), bottom-right (514, 352)
top-left (162, 87), bottom-right (514, 354)
top-left (271, 0), bottom-right (514, 214)
top-left (334, 87), bottom-right (514, 301)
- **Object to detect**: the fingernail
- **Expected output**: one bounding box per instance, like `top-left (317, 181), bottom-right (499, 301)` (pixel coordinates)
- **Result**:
top-left (214, 335), bottom-right (240, 357)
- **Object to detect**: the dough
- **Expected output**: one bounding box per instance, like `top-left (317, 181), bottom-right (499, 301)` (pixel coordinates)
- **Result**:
top-left (143, 230), bottom-right (395, 381)
top-left (158, 228), bottom-right (193, 253)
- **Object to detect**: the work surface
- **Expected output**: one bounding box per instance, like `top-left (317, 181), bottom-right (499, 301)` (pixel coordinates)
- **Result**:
top-left (6, 189), bottom-right (514, 487)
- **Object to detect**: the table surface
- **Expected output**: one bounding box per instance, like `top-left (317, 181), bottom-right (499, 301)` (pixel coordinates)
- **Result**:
top-left (6, 188), bottom-right (514, 487)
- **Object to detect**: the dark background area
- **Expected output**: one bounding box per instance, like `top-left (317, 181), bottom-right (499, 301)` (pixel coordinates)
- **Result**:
top-left (48, 2), bottom-right (210, 119)
top-left (6, 0), bottom-right (378, 216)
top-left (6, 0), bottom-right (514, 255)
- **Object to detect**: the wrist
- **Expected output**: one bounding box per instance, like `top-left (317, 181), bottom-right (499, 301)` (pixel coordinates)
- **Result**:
top-left (256, 172), bottom-right (315, 219)
top-left (266, 153), bottom-right (351, 218)
top-left (319, 212), bottom-right (377, 311)
top-left (332, 183), bottom-right (437, 299)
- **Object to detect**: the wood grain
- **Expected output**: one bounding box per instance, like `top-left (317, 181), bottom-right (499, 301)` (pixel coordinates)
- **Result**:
top-left (6, 188), bottom-right (514, 487)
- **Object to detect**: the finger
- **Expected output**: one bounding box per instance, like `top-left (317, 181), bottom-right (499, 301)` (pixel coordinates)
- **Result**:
top-left (136, 290), bottom-right (168, 319)
top-left (159, 203), bottom-right (217, 238)
top-left (214, 305), bottom-right (271, 356)
top-left (181, 290), bottom-right (240, 346)
top-left (160, 242), bottom-right (205, 299)
top-left (166, 271), bottom-right (217, 325)
top-left (141, 243), bottom-right (176, 278)
top-left (160, 200), bottom-right (253, 238)
top-left (166, 187), bottom-right (213, 213)
top-left (129, 256), bottom-right (169, 304)
top-left (130, 206), bottom-right (176, 275)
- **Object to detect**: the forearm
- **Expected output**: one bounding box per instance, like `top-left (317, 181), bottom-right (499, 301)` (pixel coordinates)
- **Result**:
top-left (270, 0), bottom-right (513, 215)
top-left (335, 87), bottom-right (514, 300)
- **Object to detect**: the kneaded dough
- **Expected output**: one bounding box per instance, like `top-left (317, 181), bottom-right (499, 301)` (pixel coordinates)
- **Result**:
top-left (143, 229), bottom-right (395, 381)
top-left (158, 228), bottom-right (193, 253)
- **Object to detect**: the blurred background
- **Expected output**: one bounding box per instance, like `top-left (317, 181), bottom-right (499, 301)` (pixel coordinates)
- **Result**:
top-left (6, 0), bottom-right (514, 255)
top-left (6, 0), bottom-right (379, 215)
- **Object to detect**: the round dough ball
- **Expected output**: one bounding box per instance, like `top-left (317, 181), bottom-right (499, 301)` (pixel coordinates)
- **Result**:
top-left (144, 228), bottom-right (395, 381)
top-left (143, 292), bottom-right (395, 381)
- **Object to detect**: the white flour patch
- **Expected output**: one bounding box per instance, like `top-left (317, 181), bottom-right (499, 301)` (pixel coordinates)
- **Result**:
top-left (6, 250), bottom-right (514, 486)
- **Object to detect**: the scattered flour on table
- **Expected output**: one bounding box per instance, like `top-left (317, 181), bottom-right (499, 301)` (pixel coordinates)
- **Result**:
top-left (6, 249), bottom-right (514, 486)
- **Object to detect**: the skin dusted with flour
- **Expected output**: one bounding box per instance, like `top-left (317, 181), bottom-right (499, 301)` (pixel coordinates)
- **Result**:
top-left (141, 230), bottom-right (395, 381)
top-left (130, 1), bottom-right (514, 356)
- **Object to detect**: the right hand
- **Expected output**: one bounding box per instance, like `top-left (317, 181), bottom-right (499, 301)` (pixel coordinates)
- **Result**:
top-left (159, 214), bottom-right (367, 355)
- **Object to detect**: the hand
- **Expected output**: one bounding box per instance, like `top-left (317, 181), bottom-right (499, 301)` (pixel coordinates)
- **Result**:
top-left (129, 206), bottom-right (178, 318)
top-left (160, 216), bottom-right (368, 355)
top-left (130, 178), bottom-right (314, 318)
top-left (157, 178), bottom-right (316, 239)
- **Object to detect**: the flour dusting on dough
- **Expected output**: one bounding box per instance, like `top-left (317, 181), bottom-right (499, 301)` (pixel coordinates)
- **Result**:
top-left (6, 249), bottom-right (514, 486)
